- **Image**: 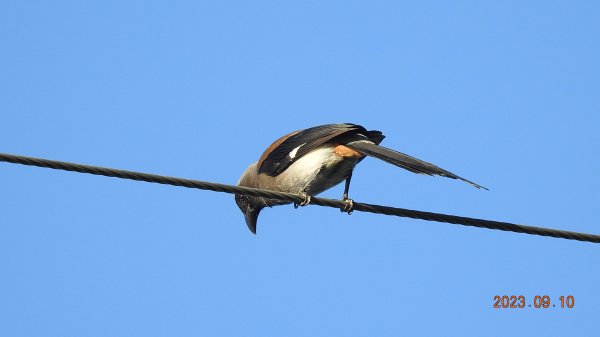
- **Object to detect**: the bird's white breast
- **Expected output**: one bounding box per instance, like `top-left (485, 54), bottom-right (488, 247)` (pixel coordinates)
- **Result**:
top-left (267, 146), bottom-right (359, 195)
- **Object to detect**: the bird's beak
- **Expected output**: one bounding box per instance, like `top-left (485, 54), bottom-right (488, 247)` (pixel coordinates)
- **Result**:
top-left (244, 208), bottom-right (261, 234)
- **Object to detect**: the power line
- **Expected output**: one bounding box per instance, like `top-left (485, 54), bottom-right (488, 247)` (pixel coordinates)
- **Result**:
top-left (1, 152), bottom-right (598, 243)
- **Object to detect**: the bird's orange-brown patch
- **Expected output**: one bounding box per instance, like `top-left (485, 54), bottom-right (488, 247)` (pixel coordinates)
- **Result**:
top-left (257, 130), bottom-right (301, 170)
top-left (334, 145), bottom-right (363, 158)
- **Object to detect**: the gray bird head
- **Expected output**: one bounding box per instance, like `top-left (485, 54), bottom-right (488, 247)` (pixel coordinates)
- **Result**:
top-left (235, 193), bottom-right (263, 234)
top-left (235, 162), bottom-right (263, 234)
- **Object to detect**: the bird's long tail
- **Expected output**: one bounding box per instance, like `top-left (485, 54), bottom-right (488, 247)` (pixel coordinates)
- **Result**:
top-left (346, 141), bottom-right (488, 190)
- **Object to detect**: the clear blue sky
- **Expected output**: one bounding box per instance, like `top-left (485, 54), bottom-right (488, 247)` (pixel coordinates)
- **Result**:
top-left (1, 1), bottom-right (599, 336)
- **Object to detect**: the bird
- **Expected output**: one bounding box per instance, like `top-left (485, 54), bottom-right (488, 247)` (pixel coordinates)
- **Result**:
top-left (235, 123), bottom-right (486, 234)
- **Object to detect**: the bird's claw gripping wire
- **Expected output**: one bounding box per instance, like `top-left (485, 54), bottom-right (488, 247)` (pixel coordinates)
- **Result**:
top-left (341, 197), bottom-right (354, 214)
top-left (293, 193), bottom-right (312, 209)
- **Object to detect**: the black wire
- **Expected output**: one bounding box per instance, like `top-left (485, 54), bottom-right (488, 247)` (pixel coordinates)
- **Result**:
top-left (1, 152), bottom-right (598, 243)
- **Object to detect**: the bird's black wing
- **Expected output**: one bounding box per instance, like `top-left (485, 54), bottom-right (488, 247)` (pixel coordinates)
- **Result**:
top-left (346, 141), bottom-right (488, 190)
top-left (258, 123), bottom-right (367, 176)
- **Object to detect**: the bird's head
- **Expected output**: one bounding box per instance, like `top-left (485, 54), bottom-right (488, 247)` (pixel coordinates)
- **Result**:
top-left (235, 193), bottom-right (263, 234)
top-left (235, 162), bottom-right (263, 234)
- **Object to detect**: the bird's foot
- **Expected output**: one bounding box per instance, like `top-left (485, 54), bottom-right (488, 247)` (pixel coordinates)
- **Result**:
top-left (341, 197), bottom-right (354, 214)
top-left (293, 193), bottom-right (312, 209)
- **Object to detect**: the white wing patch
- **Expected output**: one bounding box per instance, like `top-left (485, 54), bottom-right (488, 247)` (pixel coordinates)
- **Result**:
top-left (288, 143), bottom-right (305, 159)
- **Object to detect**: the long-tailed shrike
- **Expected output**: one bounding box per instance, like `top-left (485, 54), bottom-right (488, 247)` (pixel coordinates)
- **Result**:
top-left (235, 123), bottom-right (486, 233)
